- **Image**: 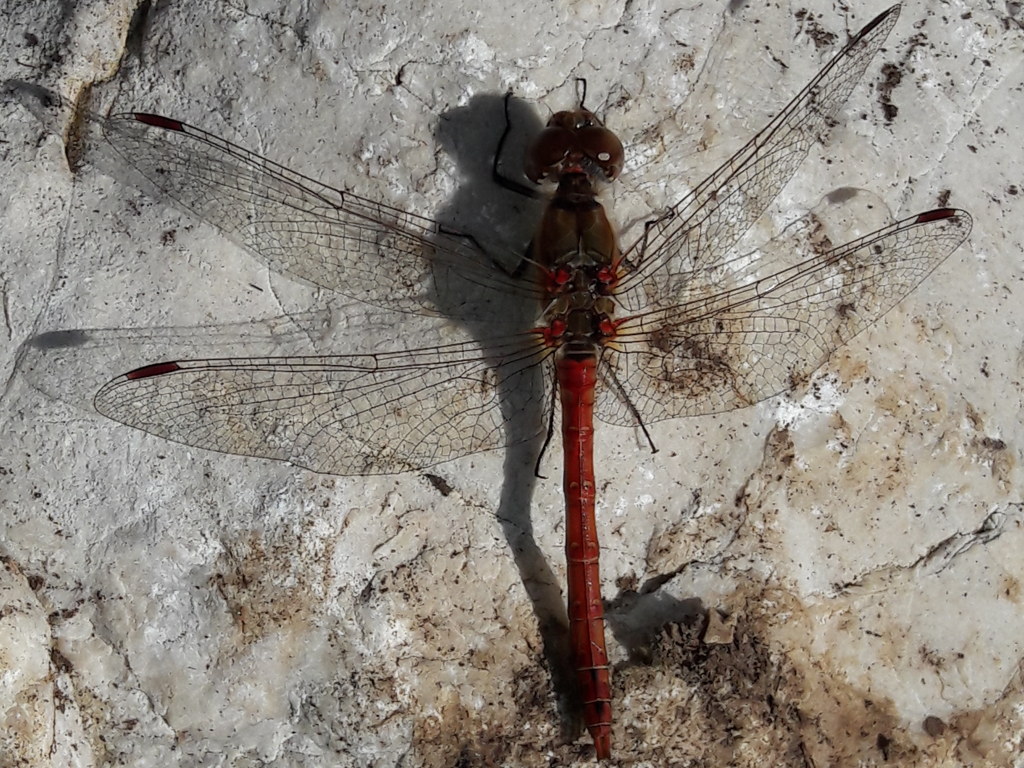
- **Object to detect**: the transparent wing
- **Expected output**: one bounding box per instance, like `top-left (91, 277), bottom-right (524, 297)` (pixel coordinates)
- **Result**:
top-left (596, 209), bottom-right (972, 425)
top-left (101, 113), bottom-right (543, 316)
top-left (614, 6), bottom-right (901, 313)
top-left (94, 334), bottom-right (553, 475)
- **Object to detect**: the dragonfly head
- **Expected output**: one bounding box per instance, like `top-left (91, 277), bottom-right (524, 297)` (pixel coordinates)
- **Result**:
top-left (525, 109), bottom-right (624, 185)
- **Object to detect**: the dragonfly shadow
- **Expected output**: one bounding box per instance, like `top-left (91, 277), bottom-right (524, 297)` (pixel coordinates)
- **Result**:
top-left (432, 93), bottom-right (587, 738)
top-left (607, 585), bottom-right (707, 664)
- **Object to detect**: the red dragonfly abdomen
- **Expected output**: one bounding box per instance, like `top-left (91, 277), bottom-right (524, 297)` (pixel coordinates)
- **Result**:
top-left (558, 351), bottom-right (612, 759)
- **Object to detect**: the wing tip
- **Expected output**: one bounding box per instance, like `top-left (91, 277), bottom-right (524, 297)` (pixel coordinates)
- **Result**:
top-left (913, 208), bottom-right (972, 231)
top-left (914, 207), bottom-right (955, 224)
top-left (131, 113), bottom-right (186, 132)
top-left (125, 361), bottom-right (183, 380)
top-left (863, 5), bottom-right (901, 37)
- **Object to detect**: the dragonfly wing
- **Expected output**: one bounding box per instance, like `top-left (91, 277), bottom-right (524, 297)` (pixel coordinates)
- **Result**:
top-left (615, 6), bottom-right (901, 312)
top-left (94, 337), bottom-right (553, 475)
top-left (597, 209), bottom-right (972, 425)
top-left (101, 113), bottom-right (540, 316)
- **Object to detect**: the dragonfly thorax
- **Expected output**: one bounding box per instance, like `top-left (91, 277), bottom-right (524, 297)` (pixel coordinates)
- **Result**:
top-left (531, 126), bottom-right (623, 354)
top-left (533, 174), bottom-right (621, 294)
top-left (541, 289), bottom-right (617, 353)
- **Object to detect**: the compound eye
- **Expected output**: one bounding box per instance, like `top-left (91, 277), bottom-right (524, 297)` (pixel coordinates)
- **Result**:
top-left (525, 126), bottom-right (573, 182)
top-left (577, 126), bottom-right (624, 180)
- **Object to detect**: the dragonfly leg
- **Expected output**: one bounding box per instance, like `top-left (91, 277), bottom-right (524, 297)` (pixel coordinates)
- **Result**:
top-left (601, 359), bottom-right (659, 454)
top-left (433, 222), bottom-right (536, 281)
top-left (492, 91), bottom-right (543, 199)
top-left (533, 371), bottom-right (560, 479)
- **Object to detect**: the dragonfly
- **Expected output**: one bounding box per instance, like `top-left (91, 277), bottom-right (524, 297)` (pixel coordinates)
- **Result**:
top-left (68, 4), bottom-right (969, 759)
